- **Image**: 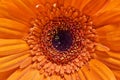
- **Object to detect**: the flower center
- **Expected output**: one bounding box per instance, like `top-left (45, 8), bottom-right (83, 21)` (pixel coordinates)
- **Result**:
top-left (52, 30), bottom-right (73, 51)
top-left (25, 3), bottom-right (97, 76)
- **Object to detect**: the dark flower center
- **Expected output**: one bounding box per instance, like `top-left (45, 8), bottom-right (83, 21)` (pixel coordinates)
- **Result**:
top-left (52, 30), bottom-right (73, 51)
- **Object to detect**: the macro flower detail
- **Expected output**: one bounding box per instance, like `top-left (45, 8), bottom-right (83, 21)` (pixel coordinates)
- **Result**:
top-left (0, 0), bottom-right (120, 80)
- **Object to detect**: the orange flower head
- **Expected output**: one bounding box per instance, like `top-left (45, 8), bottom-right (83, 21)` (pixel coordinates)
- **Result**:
top-left (0, 0), bottom-right (120, 80)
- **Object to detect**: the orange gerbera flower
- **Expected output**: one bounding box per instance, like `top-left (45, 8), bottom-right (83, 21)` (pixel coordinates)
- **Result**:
top-left (0, 0), bottom-right (120, 80)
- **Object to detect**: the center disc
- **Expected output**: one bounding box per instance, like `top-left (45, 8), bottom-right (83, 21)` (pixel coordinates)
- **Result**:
top-left (52, 30), bottom-right (73, 51)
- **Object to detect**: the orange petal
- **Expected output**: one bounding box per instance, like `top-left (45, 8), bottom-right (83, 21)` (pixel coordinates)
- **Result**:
top-left (113, 70), bottom-right (120, 80)
top-left (107, 51), bottom-right (120, 60)
top-left (93, 11), bottom-right (120, 27)
top-left (19, 69), bottom-right (39, 80)
top-left (11, 0), bottom-right (36, 16)
top-left (81, 59), bottom-right (116, 80)
top-left (64, 74), bottom-right (72, 80)
top-left (46, 0), bottom-right (64, 7)
top-left (19, 57), bottom-right (32, 69)
top-left (21, 0), bottom-right (63, 16)
top-left (21, 0), bottom-right (41, 6)
top-left (95, 43), bottom-right (110, 52)
top-left (0, 27), bottom-right (25, 39)
top-left (0, 18), bottom-right (29, 38)
top-left (0, 18), bottom-right (29, 39)
top-left (94, 51), bottom-right (109, 58)
top-left (0, 68), bottom-right (16, 80)
top-left (95, 43), bottom-right (110, 58)
top-left (81, 66), bottom-right (93, 80)
top-left (63, 0), bottom-right (72, 8)
top-left (78, 69), bottom-right (86, 80)
top-left (33, 71), bottom-right (44, 80)
top-left (46, 74), bottom-right (61, 80)
top-left (0, 1), bottom-right (34, 24)
top-left (7, 69), bottom-right (23, 80)
top-left (0, 39), bottom-right (29, 56)
top-left (7, 65), bottom-right (32, 80)
top-left (83, 0), bottom-right (110, 16)
top-left (21, 0), bottom-right (41, 13)
top-left (96, 25), bottom-right (120, 52)
top-left (0, 53), bottom-right (30, 72)
top-left (94, 51), bottom-right (120, 70)
top-left (100, 0), bottom-right (120, 13)
top-left (71, 72), bottom-right (78, 80)
top-left (67, 0), bottom-right (90, 11)
top-left (0, 51), bottom-right (30, 64)
top-left (0, 18), bottom-right (29, 32)
top-left (0, 39), bottom-right (26, 47)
